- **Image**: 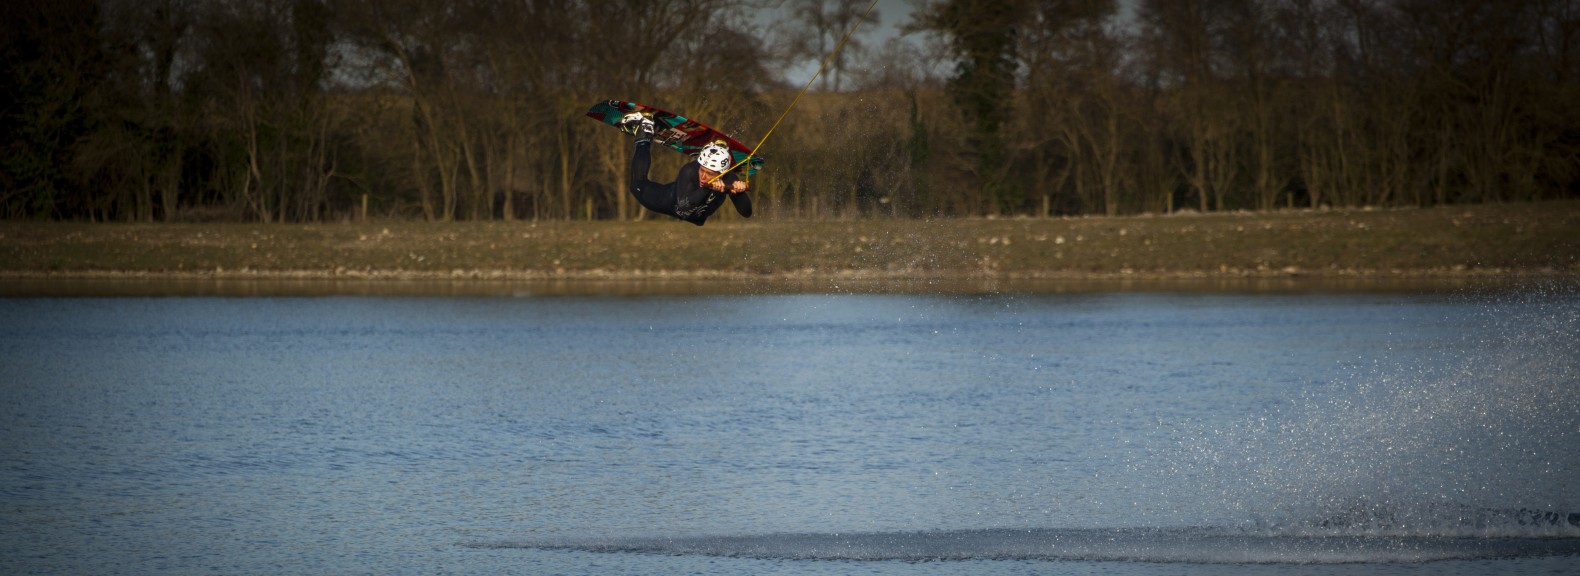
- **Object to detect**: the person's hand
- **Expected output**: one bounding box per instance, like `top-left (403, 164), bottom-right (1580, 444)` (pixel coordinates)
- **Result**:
top-left (706, 179), bottom-right (727, 192)
top-left (730, 181), bottom-right (748, 194)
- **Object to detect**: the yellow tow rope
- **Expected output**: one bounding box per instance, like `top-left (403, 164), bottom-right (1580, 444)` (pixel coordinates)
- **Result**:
top-left (708, 0), bottom-right (881, 185)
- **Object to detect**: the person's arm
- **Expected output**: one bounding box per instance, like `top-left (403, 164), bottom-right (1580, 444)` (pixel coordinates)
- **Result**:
top-left (715, 172), bottom-right (750, 217)
top-left (728, 186), bottom-right (752, 218)
top-left (701, 173), bottom-right (745, 192)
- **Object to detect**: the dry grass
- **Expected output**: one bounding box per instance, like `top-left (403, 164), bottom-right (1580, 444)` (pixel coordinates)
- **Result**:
top-left (2, 201), bottom-right (1577, 294)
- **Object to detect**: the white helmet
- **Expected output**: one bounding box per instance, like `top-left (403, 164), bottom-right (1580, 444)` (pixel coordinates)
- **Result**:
top-left (697, 141), bottom-right (732, 172)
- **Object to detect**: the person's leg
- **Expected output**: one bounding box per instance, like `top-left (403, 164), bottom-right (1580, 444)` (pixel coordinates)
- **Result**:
top-left (627, 140), bottom-right (676, 216)
top-left (627, 137), bottom-right (653, 193)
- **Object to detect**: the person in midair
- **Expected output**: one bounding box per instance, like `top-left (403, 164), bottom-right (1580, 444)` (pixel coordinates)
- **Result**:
top-left (621, 112), bottom-right (752, 226)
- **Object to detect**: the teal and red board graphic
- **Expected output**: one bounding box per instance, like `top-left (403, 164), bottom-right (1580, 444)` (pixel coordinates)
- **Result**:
top-left (586, 100), bottom-right (765, 176)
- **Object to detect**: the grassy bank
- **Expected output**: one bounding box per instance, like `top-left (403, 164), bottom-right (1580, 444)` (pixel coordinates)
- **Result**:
top-left (2, 201), bottom-right (1577, 293)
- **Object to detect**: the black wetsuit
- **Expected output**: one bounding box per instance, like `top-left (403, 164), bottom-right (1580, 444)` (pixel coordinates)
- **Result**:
top-left (628, 139), bottom-right (752, 226)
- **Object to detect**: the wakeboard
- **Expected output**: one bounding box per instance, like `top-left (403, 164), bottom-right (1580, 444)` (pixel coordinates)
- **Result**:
top-left (586, 100), bottom-right (765, 177)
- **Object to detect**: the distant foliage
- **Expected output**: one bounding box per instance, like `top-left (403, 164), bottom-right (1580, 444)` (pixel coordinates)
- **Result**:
top-left (2, 0), bottom-right (1577, 221)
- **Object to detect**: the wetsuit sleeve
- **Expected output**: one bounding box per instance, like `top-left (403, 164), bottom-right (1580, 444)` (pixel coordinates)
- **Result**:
top-left (729, 188), bottom-right (752, 218)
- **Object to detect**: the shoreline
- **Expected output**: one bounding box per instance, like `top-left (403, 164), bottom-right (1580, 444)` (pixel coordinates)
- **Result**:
top-left (2, 268), bottom-right (1570, 297)
top-left (3, 201), bottom-right (1577, 296)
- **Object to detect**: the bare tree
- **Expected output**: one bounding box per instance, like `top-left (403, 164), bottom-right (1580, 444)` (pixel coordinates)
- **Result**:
top-left (1018, 0), bottom-right (1124, 215)
top-left (183, 0), bottom-right (337, 222)
top-left (1222, 0), bottom-right (1285, 211)
top-left (780, 0), bottom-right (882, 92)
top-left (7, 0), bottom-right (1580, 222)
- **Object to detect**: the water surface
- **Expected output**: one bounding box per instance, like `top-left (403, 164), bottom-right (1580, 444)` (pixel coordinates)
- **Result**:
top-left (2, 290), bottom-right (1577, 574)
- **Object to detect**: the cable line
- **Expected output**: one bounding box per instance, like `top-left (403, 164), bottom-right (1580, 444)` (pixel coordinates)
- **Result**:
top-left (709, 0), bottom-right (881, 184)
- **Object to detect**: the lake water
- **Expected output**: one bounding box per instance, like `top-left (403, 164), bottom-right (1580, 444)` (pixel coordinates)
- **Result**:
top-left (2, 287), bottom-right (1578, 575)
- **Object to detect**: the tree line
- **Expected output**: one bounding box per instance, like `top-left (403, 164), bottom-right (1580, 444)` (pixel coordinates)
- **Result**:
top-left (2, 0), bottom-right (1577, 222)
